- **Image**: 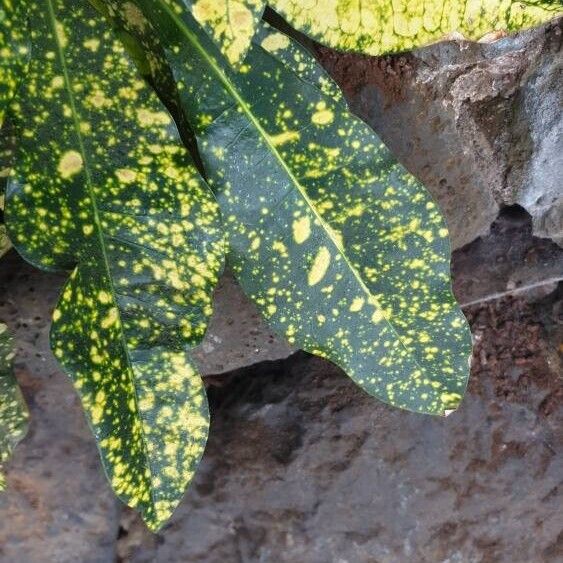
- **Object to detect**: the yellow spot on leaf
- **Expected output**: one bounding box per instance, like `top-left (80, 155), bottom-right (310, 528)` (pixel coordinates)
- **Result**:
top-left (58, 151), bottom-right (83, 179)
top-left (349, 297), bottom-right (364, 312)
top-left (292, 216), bottom-right (311, 244)
top-left (270, 130), bottom-right (300, 146)
top-left (308, 246), bottom-right (331, 286)
top-left (101, 307), bottom-right (119, 329)
top-left (261, 32), bottom-right (290, 52)
top-left (311, 101), bottom-right (334, 126)
top-left (115, 168), bottom-right (137, 184)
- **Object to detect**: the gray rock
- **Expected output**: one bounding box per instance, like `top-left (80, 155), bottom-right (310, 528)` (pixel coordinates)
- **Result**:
top-left (117, 288), bottom-right (562, 562)
top-left (316, 18), bottom-right (563, 249)
top-left (192, 271), bottom-right (293, 375)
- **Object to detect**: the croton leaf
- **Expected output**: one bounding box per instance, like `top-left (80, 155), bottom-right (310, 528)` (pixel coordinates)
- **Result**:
top-left (269, 0), bottom-right (562, 56)
top-left (121, 0), bottom-right (473, 416)
top-left (0, 0), bottom-right (29, 126)
top-left (0, 197), bottom-right (9, 258)
top-left (5, 0), bottom-right (223, 530)
top-left (184, 0), bottom-right (266, 65)
top-left (0, 323), bottom-right (28, 491)
top-left (1, 119), bottom-right (15, 257)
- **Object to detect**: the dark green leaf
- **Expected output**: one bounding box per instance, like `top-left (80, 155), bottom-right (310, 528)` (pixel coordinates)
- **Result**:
top-left (122, 0), bottom-right (473, 416)
top-left (6, 0), bottom-right (223, 530)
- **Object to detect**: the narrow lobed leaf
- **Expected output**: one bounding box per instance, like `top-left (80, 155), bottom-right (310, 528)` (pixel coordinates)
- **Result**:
top-left (0, 323), bottom-right (28, 490)
top-left (6, 0), bottom-right (223, 530)
top-left (122, 0), bottom-right (473, 416)
top-left (269, 0), bottom-right (563, 56)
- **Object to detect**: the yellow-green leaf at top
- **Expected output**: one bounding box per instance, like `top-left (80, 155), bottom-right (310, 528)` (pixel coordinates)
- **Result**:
top-left (125, 0), bottom-right (473, 416)
top-left (269, 0), bottom-right (563, 56)
top-left (6, 0), bottom-right (223, 530)
top-left (185, 0), bottom-right (266, 64)
top-left (0, 0), bottom-right (29, 127)
top-left (0, 323), bottom-right (29, 490)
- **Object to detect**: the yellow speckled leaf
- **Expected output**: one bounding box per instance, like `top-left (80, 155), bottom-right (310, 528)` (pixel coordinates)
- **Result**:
top-left (1, 128), bottom-right (14, 257)
top-left (5, 0), bottom-right (223, 530)
top-left (123, 1), bottom-right (473, 416)
top-left (0, 323), bottom-right (28, 491)
top-left (0, 0), bottom-right (29, 127)
top-left (270, 0), bottom-right (562, 56)
top-left (185, 0), bottom-right (266, 64)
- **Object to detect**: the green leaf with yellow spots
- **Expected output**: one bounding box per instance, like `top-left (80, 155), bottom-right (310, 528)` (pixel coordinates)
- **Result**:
top-left (0, 323), bottom-right (29, 491)
top-left (1, 124), bottom-right (14, 257)
top-left (122, 1), bottom-right (472, 416)
top-left (0, 0), bottom-right (29, 127)
top-left (5, 0), bottom-right (224, 530)
top-left (269, 0), bottom-right (562, 56)
top-left (183, 0), bottom-right (266, 65)
top-left (0, 203), bottom-right (9, 258)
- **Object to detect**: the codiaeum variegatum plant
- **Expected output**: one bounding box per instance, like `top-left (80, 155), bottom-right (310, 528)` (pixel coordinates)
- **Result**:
top-left (0, 323), bottom-right (28, 491)
top-left (0, 0), bottom-right (561, 530)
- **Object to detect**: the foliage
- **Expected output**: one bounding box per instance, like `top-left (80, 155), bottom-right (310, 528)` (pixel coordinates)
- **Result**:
top-left (179, 0), bottom-right (562, 64)
top-left (5, 0), bottom-right (223, 529)
top-left (0, 323), bottom-right (28, 490)
top-left (0, 0), bottom-right (559, 530)
top-left (119, 1), bottom-right (472, 415)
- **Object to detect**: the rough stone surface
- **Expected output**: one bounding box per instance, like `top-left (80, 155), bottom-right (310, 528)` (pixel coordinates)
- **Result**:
top-left (117, 290), bottom-right (562, 563)
top-left (1, 210), bottom-right (561, 562)
top-left (192, 271), bottom-right (293, 375)
top-left (316, 18), bottom-right (563, 249)
top-left (0, 257), bottom-right (120, 563)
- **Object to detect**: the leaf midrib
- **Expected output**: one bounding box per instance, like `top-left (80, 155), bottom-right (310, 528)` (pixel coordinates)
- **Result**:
top-left (157, 0), bottom-right (428, 376)
top-left (44, 0), bottom-right (158, 511)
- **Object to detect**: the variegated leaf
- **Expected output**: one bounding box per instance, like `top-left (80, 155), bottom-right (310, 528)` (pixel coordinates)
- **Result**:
top-left (270, 0), bottom-right (562, 56)
top-left (0, 323), bottom-right (28, 491)
top-left (6, 0), bottom-right (223, 530)
top-left (122, 1), bottom-right (473, 416)
top-left (1, 120), bottom-right (14, 257)
top-left (0, 0), bottom-right (29, 126)
top-left (184, 0), bottom-right (266, 64)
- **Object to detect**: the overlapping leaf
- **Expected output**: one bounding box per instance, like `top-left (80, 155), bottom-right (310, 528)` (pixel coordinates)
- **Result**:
top-left (138, 0), bottom-right (563, 66)
top-left (1, 120), bottom-right (15, 257)
top-left (0, 323), bottom-right (28, 490)
top-left (0, 0), bottom-right (29, 126)
top-left (270, 0), bottom-right (562, 57)
top-left (121, 0), bottom-right (472, 416)
top-left (184, 0), bottom-right (266, 64)
top-left (6, 0), bottom-right (223, 530)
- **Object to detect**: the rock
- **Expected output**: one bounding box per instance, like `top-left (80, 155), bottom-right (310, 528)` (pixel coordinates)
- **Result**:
top-left (451, 205), bottom-right (563, 307)
top-left (0, 213), bottom-right (561, 561)
top-left (117, 289), bottom-right (562, 562)
top-left (316, 18), bottom-right (563, 249)
top-left (0, 257), bottom-right (120, 563)
top-left (192, 271), bottom-right (293, 375)
top-left (0, 253), bottom-right (292, 378)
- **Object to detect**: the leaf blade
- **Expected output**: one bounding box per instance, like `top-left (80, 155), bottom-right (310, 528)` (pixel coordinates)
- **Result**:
top-left (269, 0), bottom-right (563, 56)
top-left (6, 0), bottom-right (223, 529)
top-left (127, 1), bottom-right (472, 416)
